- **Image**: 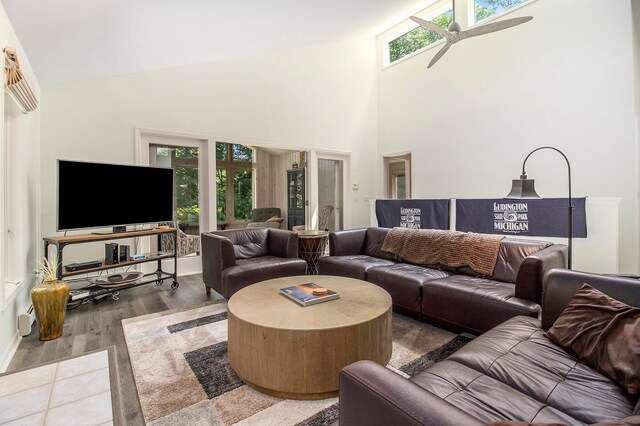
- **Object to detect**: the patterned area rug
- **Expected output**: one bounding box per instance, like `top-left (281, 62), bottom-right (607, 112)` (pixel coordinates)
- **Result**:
top-left (122, 301), bottom-right (472, 425)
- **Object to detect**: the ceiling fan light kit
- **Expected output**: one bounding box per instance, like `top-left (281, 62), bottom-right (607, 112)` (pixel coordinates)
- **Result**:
top-left (410, 3), bottom-right (533, 69)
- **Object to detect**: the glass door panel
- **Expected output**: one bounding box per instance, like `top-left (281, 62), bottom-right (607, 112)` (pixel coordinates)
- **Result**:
top-left (287, 169), bottom-right (305, 230)
top-left (216, 169), bottom-right (227, 223)
top-left (150, 145), bottom-right (200, 257)
top-left (233, 169), bottom-right (253, 220)
top-left (318, 159), bottom-right (343, 232)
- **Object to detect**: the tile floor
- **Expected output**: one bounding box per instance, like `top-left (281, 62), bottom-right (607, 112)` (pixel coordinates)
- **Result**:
top-left (0, 350), bottom-right (113, 426)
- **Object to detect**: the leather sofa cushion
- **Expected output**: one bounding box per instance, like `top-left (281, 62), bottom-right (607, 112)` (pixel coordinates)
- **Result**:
top-left (318, 255), bottom-right (396, 280)
top-left (223, 227), bottom-right (269, 259)
top-left (446, 316), bottom-right (637, 424)
top-left (411, 360), bottom-right (582, 425)
top-left (246, 221), bottom-right (280, 229)
top-left (366, 264), bottom-right (450, 315)
top-left (545, 284), bottom-right (640, 395)
top-left (422, 275), bottom-right (540, 334)
top-left (491, 239), bottom-right (551, 283)
top-left (222, 256), bottom-right (306, 297)
top-left (364, 227), bottom-right (399, 262)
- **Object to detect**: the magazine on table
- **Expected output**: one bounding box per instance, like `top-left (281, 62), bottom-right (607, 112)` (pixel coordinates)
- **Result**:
top-left (280, 282), bottom-right (339, 306)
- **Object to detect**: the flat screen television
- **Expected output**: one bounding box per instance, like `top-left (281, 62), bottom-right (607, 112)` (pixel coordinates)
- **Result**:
top-left (57, 160), bottom-right (174, 231)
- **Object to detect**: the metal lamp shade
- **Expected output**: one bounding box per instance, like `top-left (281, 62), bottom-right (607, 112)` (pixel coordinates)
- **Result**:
top-left (506, 178), bottom-right (540, 199)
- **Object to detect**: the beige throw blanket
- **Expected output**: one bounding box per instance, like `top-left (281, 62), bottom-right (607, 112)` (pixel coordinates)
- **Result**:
top-left (381, 228), bottom-right (505, 277)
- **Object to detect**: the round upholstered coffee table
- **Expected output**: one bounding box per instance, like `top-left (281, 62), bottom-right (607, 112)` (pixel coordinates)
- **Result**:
top-left (227, 275), bottom-right (392, 400)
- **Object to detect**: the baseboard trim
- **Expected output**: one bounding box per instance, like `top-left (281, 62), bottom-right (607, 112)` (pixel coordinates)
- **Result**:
top-left (0, 331), bottom-right (21, 373)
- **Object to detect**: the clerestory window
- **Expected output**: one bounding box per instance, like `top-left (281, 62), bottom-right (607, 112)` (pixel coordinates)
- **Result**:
top-left (474, 0), bottom-right (529, 23)
top-left (388, 9), bottom-right (452, 64)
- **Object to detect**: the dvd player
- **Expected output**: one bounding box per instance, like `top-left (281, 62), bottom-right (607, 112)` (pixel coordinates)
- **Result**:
top-left (65, 260), bottom-right (103, 272)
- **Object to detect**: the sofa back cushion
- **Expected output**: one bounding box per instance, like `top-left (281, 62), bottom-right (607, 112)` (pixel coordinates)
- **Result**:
top-left (251, 207), bottom-right (281, 222)
top-left (490, 239), bottom-right (552, 283)
top-left (217, 228), bottom-right (269, 259)
top-left (364, 228), bottom-right (400, 262)
top-left (368, 228), bottom-right (550, 281)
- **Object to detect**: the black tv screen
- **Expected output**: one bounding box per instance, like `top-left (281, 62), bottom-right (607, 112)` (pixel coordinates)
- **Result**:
top-left (57, 160), bottom-right (174, 231)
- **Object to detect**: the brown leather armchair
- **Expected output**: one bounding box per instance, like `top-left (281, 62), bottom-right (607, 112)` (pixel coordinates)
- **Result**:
top-left (201, 228), bottom-right (307, 298)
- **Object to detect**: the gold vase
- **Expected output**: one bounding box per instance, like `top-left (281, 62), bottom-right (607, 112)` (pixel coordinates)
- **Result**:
top-left (31, 280), bottom-right (70, 341)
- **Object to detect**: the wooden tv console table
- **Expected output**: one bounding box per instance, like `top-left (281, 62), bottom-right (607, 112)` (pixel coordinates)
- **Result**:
top-left (43, 228), bottom-right (179, 306)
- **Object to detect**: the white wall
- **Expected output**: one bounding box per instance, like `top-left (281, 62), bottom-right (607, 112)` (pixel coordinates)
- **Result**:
top-left (40, 35), bottom-right (378, 260)
top-left (0, 2), bottom-right (41, 370)
top-left (633, 0), bottom-right (640, 258)
top-left (377, 0), bottom-right (639, 273)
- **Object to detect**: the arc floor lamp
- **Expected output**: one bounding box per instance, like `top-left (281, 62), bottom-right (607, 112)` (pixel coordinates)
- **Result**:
top-left (506, 146), bottom-right (573, 269)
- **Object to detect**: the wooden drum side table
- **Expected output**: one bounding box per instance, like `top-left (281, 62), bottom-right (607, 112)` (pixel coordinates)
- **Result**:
top-left (296, 230), bottom-right (329, 275)
top-left (227, 275), bottom-right (392, 400)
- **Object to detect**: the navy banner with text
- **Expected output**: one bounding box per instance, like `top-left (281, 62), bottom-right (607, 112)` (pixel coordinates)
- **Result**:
top-left (375, 199), bottom-right (450, 230)
top-left (456, 198), bottom-right (587, 238)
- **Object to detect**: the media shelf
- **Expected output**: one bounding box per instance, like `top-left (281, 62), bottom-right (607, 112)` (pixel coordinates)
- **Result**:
top-left (43, 228), bottom-right (180, 306)
top-left (61, 253), bottom-right (175, 278)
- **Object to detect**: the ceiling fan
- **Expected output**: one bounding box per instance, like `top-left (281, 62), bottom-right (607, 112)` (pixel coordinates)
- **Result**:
top-left (410, 2), bottom-right (532, 69)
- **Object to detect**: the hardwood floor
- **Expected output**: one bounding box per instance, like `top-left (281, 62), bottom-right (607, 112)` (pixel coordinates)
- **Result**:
top-left (7, 274), bottom-right (222, 425)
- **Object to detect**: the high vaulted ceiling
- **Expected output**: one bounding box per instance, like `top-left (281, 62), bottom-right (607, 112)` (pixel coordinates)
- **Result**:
top-left (2, 0), bottom-right (427, 87)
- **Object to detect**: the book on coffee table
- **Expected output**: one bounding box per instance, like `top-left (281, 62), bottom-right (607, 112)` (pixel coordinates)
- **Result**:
top-left (280, 283), bottom-right (340, 306)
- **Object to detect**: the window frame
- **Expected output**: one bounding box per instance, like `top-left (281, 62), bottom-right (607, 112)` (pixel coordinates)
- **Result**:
top-left (381, 0), bottom-right (538, 70)
top-left (215, 142), bottom-right (255, 224)
top-left (150, 144), bottom-right (201, 232)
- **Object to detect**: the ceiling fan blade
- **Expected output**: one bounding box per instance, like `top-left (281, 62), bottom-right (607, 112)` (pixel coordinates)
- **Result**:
top-left (410, 16), bottom-right (450, 40)
top-left (428, 42), bottom-right (451, 69)
top-left (461, 16), bottom-right (532, 39)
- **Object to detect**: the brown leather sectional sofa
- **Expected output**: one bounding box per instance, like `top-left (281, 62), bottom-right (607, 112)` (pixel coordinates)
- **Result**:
top-left (201, 228), bottom-right (307, 298)
top-left (338, 269), bottom-right (640, 425)
top-left (318, 227), bottom-right (566, 334)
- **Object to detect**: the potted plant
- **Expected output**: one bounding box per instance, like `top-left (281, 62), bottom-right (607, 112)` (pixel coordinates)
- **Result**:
top-left (31, 252), bottom-right (70, 341)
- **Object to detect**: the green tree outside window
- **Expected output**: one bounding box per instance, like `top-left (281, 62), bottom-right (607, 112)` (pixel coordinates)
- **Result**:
top-left (216, 168), bottom-right (227, 222)
top-left (475, 0), bottom-right (527, 22)
top-left (389, 11), bottom-right (452, 63)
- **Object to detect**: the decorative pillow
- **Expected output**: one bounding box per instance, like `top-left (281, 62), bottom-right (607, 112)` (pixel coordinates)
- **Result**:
top-left (266, 216), bottom-right (284, 223)
top-left (545, 284), bottom-right (640, 395)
